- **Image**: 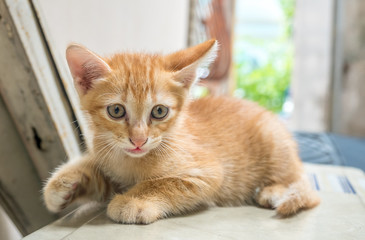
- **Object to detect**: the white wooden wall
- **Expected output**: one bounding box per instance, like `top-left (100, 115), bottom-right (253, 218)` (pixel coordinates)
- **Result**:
top-left (340, 0), bottom-right (365, 137)
top-left (291, 0), bottom-right (334, 132)
top-left (292, 0), bottom-right (365, 136)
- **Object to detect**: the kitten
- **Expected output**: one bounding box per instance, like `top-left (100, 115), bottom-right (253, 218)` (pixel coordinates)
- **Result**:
top-left (43, 39), bottom-right (320, 224)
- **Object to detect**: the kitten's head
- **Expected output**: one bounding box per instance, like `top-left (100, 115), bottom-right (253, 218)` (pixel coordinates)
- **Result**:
top-left (66, 40), bottom-right (217, 158)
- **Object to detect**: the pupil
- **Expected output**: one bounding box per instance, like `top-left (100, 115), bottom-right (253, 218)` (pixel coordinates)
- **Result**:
top-left (158, 107), bottom-right (162, 114)
top-left (115, 107), bottom-right (119, 114)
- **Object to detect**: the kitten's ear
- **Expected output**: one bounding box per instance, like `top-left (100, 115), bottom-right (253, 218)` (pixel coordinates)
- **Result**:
top-left (163, 39), bottom-right (218, 88)
top-left (66, 44), bottom-right (111, 96)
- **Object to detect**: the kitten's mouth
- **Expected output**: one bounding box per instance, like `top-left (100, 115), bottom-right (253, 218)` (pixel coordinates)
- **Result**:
top-left (124, 147), bottom-right (148, 156)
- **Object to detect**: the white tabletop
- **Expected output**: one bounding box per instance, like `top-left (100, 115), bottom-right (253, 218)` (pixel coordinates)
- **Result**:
top-left (24, 164), bottom-right (365, 240)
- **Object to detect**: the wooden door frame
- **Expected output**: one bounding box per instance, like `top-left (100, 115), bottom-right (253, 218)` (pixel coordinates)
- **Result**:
top-left (0, 0), bottom-right (81, 234)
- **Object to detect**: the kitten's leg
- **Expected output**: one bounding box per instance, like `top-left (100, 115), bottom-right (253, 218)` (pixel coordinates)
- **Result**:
top-left (107, 177), bottom-right (217, 224)
top-left (256, 176), bottom-right (320, 216)
top-left (256, 184), bottom-right (286, 209)
top-left (43, 155), bottom-right (111, 212)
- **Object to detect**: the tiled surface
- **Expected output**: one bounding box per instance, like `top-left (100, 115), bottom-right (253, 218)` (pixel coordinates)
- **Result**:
top-left (294, 132), bottom-right (342, 165)
top-left (329, 133), bottom-right (365, 171)
top-left (24, 164), bottom-right (365, 240)
top-left (294, 131), bottom-right (365, 172)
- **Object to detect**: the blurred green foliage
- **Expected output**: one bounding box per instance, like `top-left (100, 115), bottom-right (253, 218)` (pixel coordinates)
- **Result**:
top-left (234, 0), bottom-right (295, 113)
top-left (235, 46), bottom-right (292, 113)
top-left (280, 0), bottom-right (296, 37)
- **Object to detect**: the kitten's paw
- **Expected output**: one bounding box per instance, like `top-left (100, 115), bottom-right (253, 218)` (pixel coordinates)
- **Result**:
top-left (107, 195), bottom-right (164, 224)
top-left (256, 184), bottom-right (286, 209)
top-left (43, 173), bottom-right (83, 212)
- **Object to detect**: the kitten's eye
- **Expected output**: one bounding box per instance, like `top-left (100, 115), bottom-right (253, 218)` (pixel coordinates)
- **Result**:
top-left (151, 105), bottom-right (169, 119)
top-left (107, 104), bottom-right (126, 119)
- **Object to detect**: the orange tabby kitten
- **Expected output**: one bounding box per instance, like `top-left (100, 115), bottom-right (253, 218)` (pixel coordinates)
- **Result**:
top-left (43, 39), bottom-right (319, 224)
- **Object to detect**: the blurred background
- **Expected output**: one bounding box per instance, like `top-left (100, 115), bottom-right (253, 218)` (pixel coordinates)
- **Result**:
top-left (0, 0), bottom-right (364, 239)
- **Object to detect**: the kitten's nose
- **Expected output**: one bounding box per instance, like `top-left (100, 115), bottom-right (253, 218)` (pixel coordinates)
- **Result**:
top-left (129, 138), bottom-right (148, 148)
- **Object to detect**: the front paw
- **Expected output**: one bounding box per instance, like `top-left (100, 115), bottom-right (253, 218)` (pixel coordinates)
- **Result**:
top-left (107, 195), bottom-right (164, 224)
top-left (43, 173), bottom-right (83, 212)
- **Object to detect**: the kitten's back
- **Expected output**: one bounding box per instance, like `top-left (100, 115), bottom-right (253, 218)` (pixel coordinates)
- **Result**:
top-left (185, 96), bottom-right (307, 206)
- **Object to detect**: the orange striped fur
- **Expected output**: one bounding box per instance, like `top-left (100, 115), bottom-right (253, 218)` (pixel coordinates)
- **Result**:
top-left (43, 40), bottom-right (319, 224)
